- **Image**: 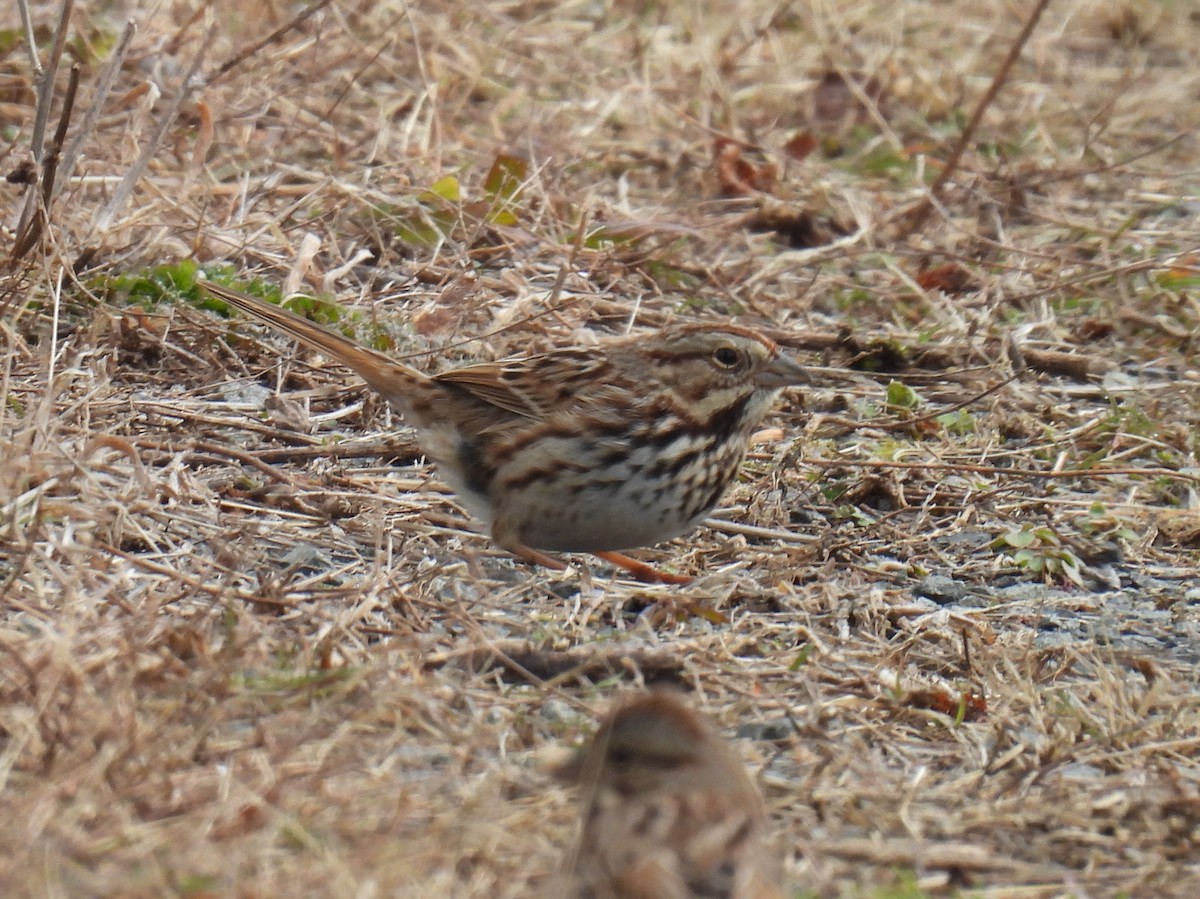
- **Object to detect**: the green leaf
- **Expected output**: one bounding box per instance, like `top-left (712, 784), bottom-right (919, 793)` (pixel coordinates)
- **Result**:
top-left (395, 216), bottom-right (449, 247)
top-left (177, 874), bottom-right (222, 895)
top-left (833, 504), bottom-right (876, 526)
top-left (1013, 549), bottom-right (1043, 572)
top-left (1060, 556), bottom-right (1086, 587)
top-left (94, 260), bottom-right (245, 311)
top-left (391, 174), bottom-right (468, 245)
top-left (424, 175), bottom-right (461, 203)
top-left (482, 154), bottom-right (528, 226)
top-left (483, 153), bottom-right (527, 202)
top-left (0, 29), bottom-right (24, 56)
top-left (279, 295), bottom-right (343, 325)
top-left (885, 379), bottom-right (920, 410)
top-left (1156, 270), bottom-right (1200, 290)
top-left (1032, 527), bottom-right (1060, 546)
top-left (683, 603), bottom-right (729, 625)
top-left (579, 225), bottom-right (641, 248)
top-left (936, 409), bottom-right (975, 434)
top-left (1004, 527), bottom-right (1037, 549)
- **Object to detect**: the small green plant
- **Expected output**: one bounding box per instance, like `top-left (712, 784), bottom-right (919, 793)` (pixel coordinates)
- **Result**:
top-left (1156, 266), bottom-right (1200, 291)
top-left (885, 380), bottom-right (919, 409)
top-left (850, 137), bottom-right (919, 183)
top-left (831, 287), bottom-right (876, 316)
top-left (97, 265), bottom-right (400, 351)
top-left (67, 27), bottom-right (118, 64)
top-left (992, 524), bottom-right (1084, 586)
top-left (175, 873), bottom-right (222, 895)
top-left (1078, 502), bottom-right (1139, 543)
top-left (393, 152), bottom-right (531, 246)
top-left (885, 380), bottom-right (921, 418)
top-left (645, 260), bottom-right (702, 291)
top-left (0, 28), bottom-right (24, 56)
top-left (99, 259), bottom-right (221, 309)
top-left (575, 221), bottom-right (678, 250)
top-left (936, 408), bottom-right (976, 434)
top-left (788, 644), bottom-right (812, 670)
top-left (1100, 398), bottom-right (1158, 440)
top-left (833, 504), bottom-right (877, 527)
top-left (480, 152), bottom-right (527, 226)
top-left (94, 261), bottom-right (331, 321)
top-left (233, 666), bottom-right (355, 700)
top-left (1049, 293), bottom-right (1105, 317)
top-left (872, 437), bottom-right (909, 461)
top-left (393, 173), bottom-right (464, 246)
top-left (864, 869), bottom-right (936, 898)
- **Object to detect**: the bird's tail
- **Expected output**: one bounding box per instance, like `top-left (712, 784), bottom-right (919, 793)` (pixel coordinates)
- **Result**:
top-left (198, 280), bottom-right (426, 408)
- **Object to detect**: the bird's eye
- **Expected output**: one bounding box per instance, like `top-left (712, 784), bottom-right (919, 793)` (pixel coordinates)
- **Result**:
top-left (713, 346), bottom-right (740, 369)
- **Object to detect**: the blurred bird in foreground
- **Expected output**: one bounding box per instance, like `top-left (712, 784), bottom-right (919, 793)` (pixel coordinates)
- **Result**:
top-left (554, 691), bottom-right (784, 899)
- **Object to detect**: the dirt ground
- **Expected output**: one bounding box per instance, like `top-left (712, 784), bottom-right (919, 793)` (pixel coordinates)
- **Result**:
top-left (3, 1), bottom-right (1200, 896)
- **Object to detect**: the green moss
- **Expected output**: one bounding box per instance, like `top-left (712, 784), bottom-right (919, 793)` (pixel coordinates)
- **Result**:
top-left (95, 261), bottom-right (282, 316)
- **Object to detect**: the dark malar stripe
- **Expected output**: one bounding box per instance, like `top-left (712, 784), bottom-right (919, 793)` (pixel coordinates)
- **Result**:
top-left (653, 393), bottom-right (754, 444)
top-left (635, 393), bottom-right (753, 450)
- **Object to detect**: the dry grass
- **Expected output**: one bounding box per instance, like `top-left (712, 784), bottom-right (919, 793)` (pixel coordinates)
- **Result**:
top-left (3, 0), bottom-right (1200, 896)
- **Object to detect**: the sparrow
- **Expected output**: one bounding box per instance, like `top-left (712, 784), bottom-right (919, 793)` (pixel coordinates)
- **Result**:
top-left (554, 691), bottom-right (785, 899)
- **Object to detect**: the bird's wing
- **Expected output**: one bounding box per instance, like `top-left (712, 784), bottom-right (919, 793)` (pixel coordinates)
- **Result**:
top-left (433, 348), bottom-right (615, 420)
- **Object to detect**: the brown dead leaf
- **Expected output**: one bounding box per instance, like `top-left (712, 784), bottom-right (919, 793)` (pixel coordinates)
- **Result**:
top-left (1074, 318), bottom-right (1114, 341)
top-left (783, 131), bottom-right (818, 161)
top-left (191, 99), bottom-right (214, 169)
top-left (915, 262), bottom-right (977, 294)
top-left (113, 80), bottom-right (153, 111)
top-left (904, 687), bottom-right (988, 721)
top-left (410, 303), bottom-right (462, 337)
top-left (714, 137), bottom-right (777, 197)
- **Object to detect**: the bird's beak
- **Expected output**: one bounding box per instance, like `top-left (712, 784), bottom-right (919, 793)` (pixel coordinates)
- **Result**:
top-left (756, 351), bottom-right (810, 388)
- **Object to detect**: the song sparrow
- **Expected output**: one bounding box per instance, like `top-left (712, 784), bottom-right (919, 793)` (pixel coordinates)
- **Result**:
top-left (554, 691), bottom-right (785, 899)
top-left (199, 281), bottom-right (808, 582)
